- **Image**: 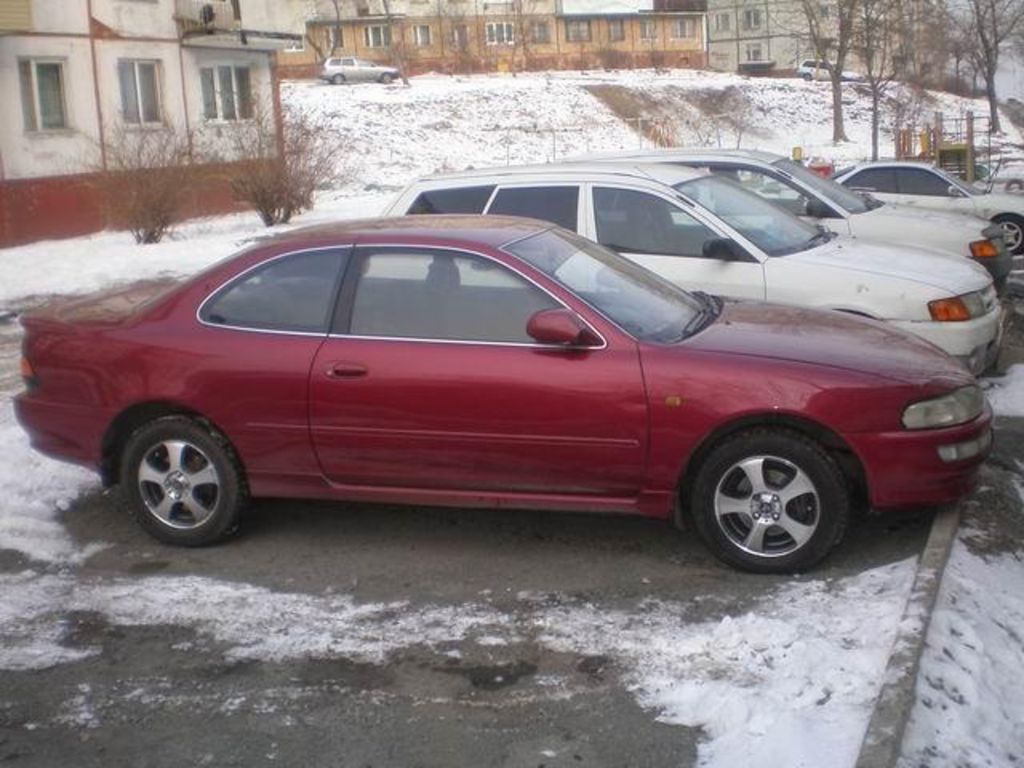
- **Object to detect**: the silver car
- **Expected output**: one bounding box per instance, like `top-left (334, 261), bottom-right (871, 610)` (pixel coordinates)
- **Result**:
top-left (320, 57), bottom-right (400, 85)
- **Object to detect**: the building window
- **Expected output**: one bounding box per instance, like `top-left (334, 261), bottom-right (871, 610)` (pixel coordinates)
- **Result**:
top-left (639, 18), bottom-right (656, 40)
top-left (745, 43), bottom-right (763, 61)
top-left (452, 23), bottom-right (469, 49)
top-left (412, 24), bottom-right (431, 46)
top-left (329, 25), bottom-right (344, 50)
top-left (820, 3), bottom-right (831, 17)
top-left (742, 9), bottom-right (761, 30)
top-left (118, 60), bottom-right (162, 125)
top-left (714, 12), bottom-right (730, 32)
top-left (671, 17), bottom-right (697, 39)
top-left (530, 20), bottom-right (550, 44)
top-left (364, 24), bottom-right (391, 47)
top-left (18, 59), bottom-right (67, 132)
top-left (608, 18), bottom-right (625, 42)
top-left (200, 65), bottom-right (253, 121)
top-left (565, 19), bottom-right (591, 43)
top-left (485, 21), bottom-right (514, 45)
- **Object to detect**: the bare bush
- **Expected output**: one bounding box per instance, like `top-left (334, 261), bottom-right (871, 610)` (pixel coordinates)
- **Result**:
top-left (96, 125), bottom-right (195, 244)
top-left (214, 104), bottom-right (345, 227)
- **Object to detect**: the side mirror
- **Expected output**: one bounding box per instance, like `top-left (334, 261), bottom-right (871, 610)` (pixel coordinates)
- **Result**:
top-left (948, 185), bottom-right (967, 198)
top-left (527, 308), bottom-right (602, 347)
top-left (702, 237), bottom-right (749, 262)
top-left (805, 197), bottom-right (836, 218)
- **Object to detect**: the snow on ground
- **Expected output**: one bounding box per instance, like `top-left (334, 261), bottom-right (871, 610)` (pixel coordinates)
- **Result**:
top-left (899, 529), bottom-right (1024, 767)
top-left (1, 69), bottom-right (1024, 767)
top-left (285, 69), bottom-right (1023, 199)
top-left (985, 364), bottom-right (1024, 416)
top-left (0, 560), bottom-right (916, 767)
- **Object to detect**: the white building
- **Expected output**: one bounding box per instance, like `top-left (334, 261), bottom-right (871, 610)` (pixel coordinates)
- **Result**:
top-left (705, 0), bottom-right (811, 73)
top-left (0, 0), bottom-right (300, 246)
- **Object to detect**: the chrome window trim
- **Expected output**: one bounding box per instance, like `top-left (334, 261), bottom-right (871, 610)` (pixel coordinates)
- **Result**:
top-left (196, 241), bottom-right (608, 350)
top-left (341, 242), bottom-right (607, 350)
top-left (196, 244), bottom-right (350, 336)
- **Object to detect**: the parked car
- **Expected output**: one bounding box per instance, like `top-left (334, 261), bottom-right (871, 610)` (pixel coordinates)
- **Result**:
top-left (386, 163), bottom-right (1003, 374)
top-left (796, 59), bottom-right (863, 82)
top-left (15, 216), bottom-right (992, 573)
top-left (320, 57), bottom-right (399, 84)
top-left (835, 161), bottom-right (1024, 255)
top-left (571, 149), bottom-right (1012, 287)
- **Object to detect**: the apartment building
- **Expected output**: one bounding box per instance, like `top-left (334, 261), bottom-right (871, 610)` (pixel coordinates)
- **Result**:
top-left (704, 0), bottom-right (812, 73)
top-left (276, 0), bottom-right (708, 77)
top-left (0, 0), bottom-right (301, 247)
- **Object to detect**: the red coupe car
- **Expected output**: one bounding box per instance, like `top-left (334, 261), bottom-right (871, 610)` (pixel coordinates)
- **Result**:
top-left (16, 216), bottom-right (992, 572)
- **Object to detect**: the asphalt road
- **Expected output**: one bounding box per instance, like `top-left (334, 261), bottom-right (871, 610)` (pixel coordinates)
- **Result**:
top-left (0, 481), bottom-right (937, 768)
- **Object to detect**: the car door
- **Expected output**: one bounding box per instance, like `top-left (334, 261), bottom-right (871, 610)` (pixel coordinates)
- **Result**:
top-left (894, 167), bottom-right (973, 216)
top-left (195, 247), bottom-right (349, 479)
top-left (308, 245), bottom-right (648, 496)
top-left (585, 184), bottom-right (767, 300)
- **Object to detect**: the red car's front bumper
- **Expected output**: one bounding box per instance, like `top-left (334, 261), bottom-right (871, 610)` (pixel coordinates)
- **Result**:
top-left (848, 409), bottom-right (993, 509)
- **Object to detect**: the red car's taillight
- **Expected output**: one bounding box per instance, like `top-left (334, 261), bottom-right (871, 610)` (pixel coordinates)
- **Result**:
top-left (20, 357), bottom-right (38, 390)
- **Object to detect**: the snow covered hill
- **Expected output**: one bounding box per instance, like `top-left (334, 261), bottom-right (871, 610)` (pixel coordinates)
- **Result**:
top-left (284, 69), bottom-right (1024, 197)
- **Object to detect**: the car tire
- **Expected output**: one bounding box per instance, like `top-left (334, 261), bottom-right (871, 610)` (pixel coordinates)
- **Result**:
top-left (801, 72), bottom-right (812, 81)
top-left (120, 416), bottom-right (247, 546)
top-left (331, 74), bottom-right (345, 85)
top-left (993, 213), bottom-right (1024, 255)
top-left (689, 429), bottom-right (849, 573)
top-left (379, 73), bottom-right (394, 84)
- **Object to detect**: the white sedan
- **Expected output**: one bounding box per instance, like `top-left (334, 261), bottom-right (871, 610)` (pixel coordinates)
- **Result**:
top-left (386, 162), bottom-right (1003, 374)
top-left (835, 161), bottom-right (1024, 254)
top-left (571, 149), bottom-right (1012, 287)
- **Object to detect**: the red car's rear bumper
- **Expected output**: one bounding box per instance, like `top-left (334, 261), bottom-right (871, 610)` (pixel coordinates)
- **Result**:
top-left (14, 394), bottom-right (106, 471)
top-left (848, 410), bottom-right (993, 509)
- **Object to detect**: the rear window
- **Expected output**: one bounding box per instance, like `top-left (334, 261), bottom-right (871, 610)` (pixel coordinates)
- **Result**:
top-left (406, 186), bottom-right (495, 215)
top-left (487, 186), bottom-right (579, 230)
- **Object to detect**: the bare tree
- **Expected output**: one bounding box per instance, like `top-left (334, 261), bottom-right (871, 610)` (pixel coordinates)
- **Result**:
top-left (214, 104), bottom-right (346, 226)
top-left (95, 125), bottom-right (195, 244)
top-left (381, 0), bottom-right (412, 85)
top-left (800, 0), bottom-right (857, 143)
top-left (855, 0), bottom-right (899, 158)
top-left (958, 0), bottom-right (1024, 132)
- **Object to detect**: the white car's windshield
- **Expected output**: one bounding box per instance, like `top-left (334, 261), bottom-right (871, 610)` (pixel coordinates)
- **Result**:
top-left (674, 176), bottom-right (826, 256)
top-left (771, 158), bottom-right (873, 213)
top-left (505, 228), bottom-right (710, 342)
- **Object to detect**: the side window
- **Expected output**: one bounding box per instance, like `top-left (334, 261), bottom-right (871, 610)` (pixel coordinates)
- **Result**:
top-left (593, 187), bottom-right (718, 258)
top-left (487, 186), bottom-right (580, 231)
top-left (714, 166), bottom-right (811, 217)
top-left (406, 185), bottom-right (495, 214)
top-left (898, 169), bottom-right (953, 196)
top-left (345, 249), bottom-right (559, 343)
top-left (844, 168), bottom-right (898, 193)
top-left (201, 249), bottom-right (346, 333)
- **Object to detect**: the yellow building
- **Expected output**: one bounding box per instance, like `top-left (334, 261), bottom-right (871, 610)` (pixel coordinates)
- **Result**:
top-left (277, 0), bottom-right (707, 77)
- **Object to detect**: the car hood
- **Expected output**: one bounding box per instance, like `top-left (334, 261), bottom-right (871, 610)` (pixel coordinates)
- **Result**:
top-left (856, 199), bottom-right (991, 230)
top-left (685, 301), bottom-right (972, 385)
top-left (784, 236), bottom-right (991, 294)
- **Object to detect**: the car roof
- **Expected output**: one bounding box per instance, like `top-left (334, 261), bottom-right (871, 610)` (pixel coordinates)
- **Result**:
top-left (567, 148), bottom-right (784, 165)
top-left (407, 161), bottom-right (707, 188)
top-left (840, 161), bottom-right (941, 172)
top-left (254, 214), bottom-right (556, 251)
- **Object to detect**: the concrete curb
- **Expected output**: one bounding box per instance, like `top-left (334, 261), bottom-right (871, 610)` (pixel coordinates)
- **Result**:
top-left (853, 504), bottom-right (961, 768)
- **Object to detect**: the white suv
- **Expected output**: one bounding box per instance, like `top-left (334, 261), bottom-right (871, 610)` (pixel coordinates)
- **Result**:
top-left (385, 163), bottom-right (1002, 373)
top-left (796, 59), bottom-right (863, 82)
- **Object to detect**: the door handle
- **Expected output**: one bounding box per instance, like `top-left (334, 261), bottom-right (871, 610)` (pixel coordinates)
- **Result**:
top-left (325, 362), bottom-right (368, 379)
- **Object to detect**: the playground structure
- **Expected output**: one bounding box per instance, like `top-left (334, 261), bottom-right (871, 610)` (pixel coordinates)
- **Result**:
top-left (894, 111), bottom-right (991, 183)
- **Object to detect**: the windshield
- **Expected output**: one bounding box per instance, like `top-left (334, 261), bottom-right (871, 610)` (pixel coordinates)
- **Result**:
top-left (504, 228), bottom-right (707, 343)
top-left (771, 158), bottom-right (872, 213)
top-left (675, 175), bottom-right (824, 256)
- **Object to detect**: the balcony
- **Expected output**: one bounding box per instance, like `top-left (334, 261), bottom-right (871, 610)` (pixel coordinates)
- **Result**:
top-left (0, 0), bottom-right (32, 33)
top-left (174, 0), bottom-right (240, 35)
